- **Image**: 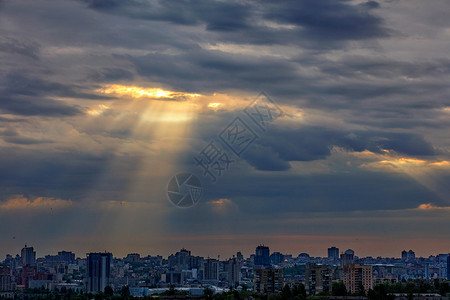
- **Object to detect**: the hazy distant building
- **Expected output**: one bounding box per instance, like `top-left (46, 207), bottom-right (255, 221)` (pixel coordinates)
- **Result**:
top-left (255, 245), bottom-right (270, 267)
top-left (447, 254), bottom-right (450, 280)
top-left (305, 263), bottom-right (333, 295)
top-left (270, 252), bottom-right (284, 265)
top-left (401, 250), bottom-right (408, 261)
top-left (0, 266), bottom-right (11, 291)
top-left (343, 264), bottom-right (373, 294)
top-left (21, 245), bottom-right (36, 267)
top-left (168, 249), bottom-right (191, 271)
top-left (125, 253), bottom-right (140, 263)
top-left (328, 247), bottom-right (339, 261)
top-left (341, 249), bottom-right (354, 267)
top-left (236, 252), bottom-right (244, 262)
top-left (203, 258), bottom-right (219, 282)
top-left (254, 268), bottom-right (283, 294)
top-left (226, 257), bottom-right (240, 287)
top-left (58, 251), bottom-right (75, 264)
top-left (21, 265), bottom-right (35, 288)
top-left (86, 253), bottom-right (111, 292)
top-left (402, 250), bottom-right (415, 261)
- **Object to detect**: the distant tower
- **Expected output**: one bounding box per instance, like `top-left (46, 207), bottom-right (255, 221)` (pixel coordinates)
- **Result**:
top-left (21, 245), bottom-right (36, 267)
top-left (341, 249), bottom-right (354, 267)
top-left (203, 258), bottom-right (219, 282)
top-left (328, 247), bottom-right (339, 261)
top-left (401, 250), bottom-right (408, 260)
top-left (447, 254), bottom-right (450, 280)
top-left (255, 245), bottom-right (270, 267)
top-left (86, 253), bottom-right (112, 292)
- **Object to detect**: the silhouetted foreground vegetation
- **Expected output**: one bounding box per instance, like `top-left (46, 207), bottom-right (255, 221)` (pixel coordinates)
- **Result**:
top-left (2, 280), bottom-right (449, 300)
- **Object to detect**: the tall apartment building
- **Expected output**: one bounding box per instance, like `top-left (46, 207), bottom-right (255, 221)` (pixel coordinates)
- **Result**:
top-left (0, 266), bottom-right (11, 291)
top-left (328, 247), bottom-right (339, 262)
top-left (343, 264), bottom-right (373, 294)
top-left (270, 252), bottom-right (284, 265)
top-left (86, 253), bottom-right (112, 292)
top-left (255, 245), bottom-right (270, 267)
top-left (341, 249), bottom-right (355, 267)
top-left (254, 268), bottom-right (283, 294)
top-left (58, 251), bottom-right (75, 264)
top-left (447, 254), bottom-right (450, 280)
top-left (21, 245), bottom-right (36, 267)
top-left (203, 258), bottom-right (219, 282)
top-left (402, 250), bottom-right (415, 261)
top-left (168, 249), bottom-right (191, 271)
top-left (305, 263), bottom-right (333, 295)
top-left (226, 257), bottom-right (240, 287)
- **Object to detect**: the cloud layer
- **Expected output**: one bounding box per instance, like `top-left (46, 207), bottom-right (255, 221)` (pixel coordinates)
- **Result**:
top-left (0, 0), bottom-right (449, 258)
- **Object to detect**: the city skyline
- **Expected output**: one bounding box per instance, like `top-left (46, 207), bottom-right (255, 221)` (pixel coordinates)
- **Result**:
top-left (1, 244), bottom-right (449, 261)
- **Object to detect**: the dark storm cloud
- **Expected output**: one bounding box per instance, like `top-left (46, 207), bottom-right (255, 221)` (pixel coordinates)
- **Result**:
top-left (0, 37), bottom-right (40, 60)
top-left (2, 73), bottom-right (110, 100)
top-left (316, 56), bottom-right (450, 79)
top-left (0, 94), bottom-right (82, 117)
top-left (0, 72), bottom-right (116, 116)
top-left (1, 0), bottom-right (450, 255)
top-left (80, 0), bottom-right (388, 45)
top-left (129, 48), bottom-right (301, 93)
top-left (265, 0), bottom-right (388, 41)
top-left (80, 0), bottom-right (252, 31)
top-left (0, 147), bottom-right (139, 202)
top-left (86, 67), bottom-right (135, 83)
top-left (181, 116), bottom-right (436, 172)
top-left (0, 128), bottom-right (53, 145)
top-left (241, 126), bottom-right (435, 171)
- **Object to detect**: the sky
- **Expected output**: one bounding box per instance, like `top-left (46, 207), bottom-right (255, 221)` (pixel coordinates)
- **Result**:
top-left (0, 0), bottom-right (449, 260)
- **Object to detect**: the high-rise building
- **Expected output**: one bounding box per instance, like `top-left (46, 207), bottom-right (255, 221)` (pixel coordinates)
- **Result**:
top-left (86, 253), bottom-right (112, 292)
top-left (328, 247), bottom-right (339, 261)
top-left (407, 250), bottom-right (415, 260)
top-left (58, 251), bottom-right (75, 264)
top-left (305, 263), bottom-right (333, 295)
top-left (168, 249), bottom-right (191, 271)
top-left (341, 249), bottom-right (354, 267)
top-left (270, 252), bottom-right (284, 265)
top-left (401, 250), bottom-right (408, 261)
top-left (203, 258), bottom-right (219, 282)
top-left (254, 268), bottom-right (283, 294)
top-left (236, 252), bottom-right (244, 262)
top-left (226, 257), bottom-right (240, 287)
top-left (0, 266), bottom-right (11, 291)
top-left (21, 265), bottom-right (35, 288)
top-left (21, 245), bottom-right (36, 267)
top-left (124, 253), bottom-right (140, 263)
top-left (343, 264), bottom-right (373, 294)
top-left (255, 245), bottom-right (270, 267)
top-left (447, 254), bottom-right (450, 280)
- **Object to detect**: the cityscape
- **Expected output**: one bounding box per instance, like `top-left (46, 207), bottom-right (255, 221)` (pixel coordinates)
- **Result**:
top-left (0, 245), bottom-right (449, 299)
top-left (1, 0), bottom-right (450, 299)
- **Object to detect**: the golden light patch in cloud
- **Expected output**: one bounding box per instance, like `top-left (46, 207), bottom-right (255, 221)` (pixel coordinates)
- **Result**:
top-left (97, 84), bottom-right (201, 100)
top-left (208, 198), bottom-right (237, 213)
top-left (210, 198), bottom-right (231, 205)
top-left (0, 195), bottom-right (73, 210)
top-left (417, 203), bottom-right (450, 210)
top-left (207, 102), bottom-right (221, 109)
top-left (87, 104), bottom-right (109, 116)
top-left (356, 149), bottom-right (449, 172)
